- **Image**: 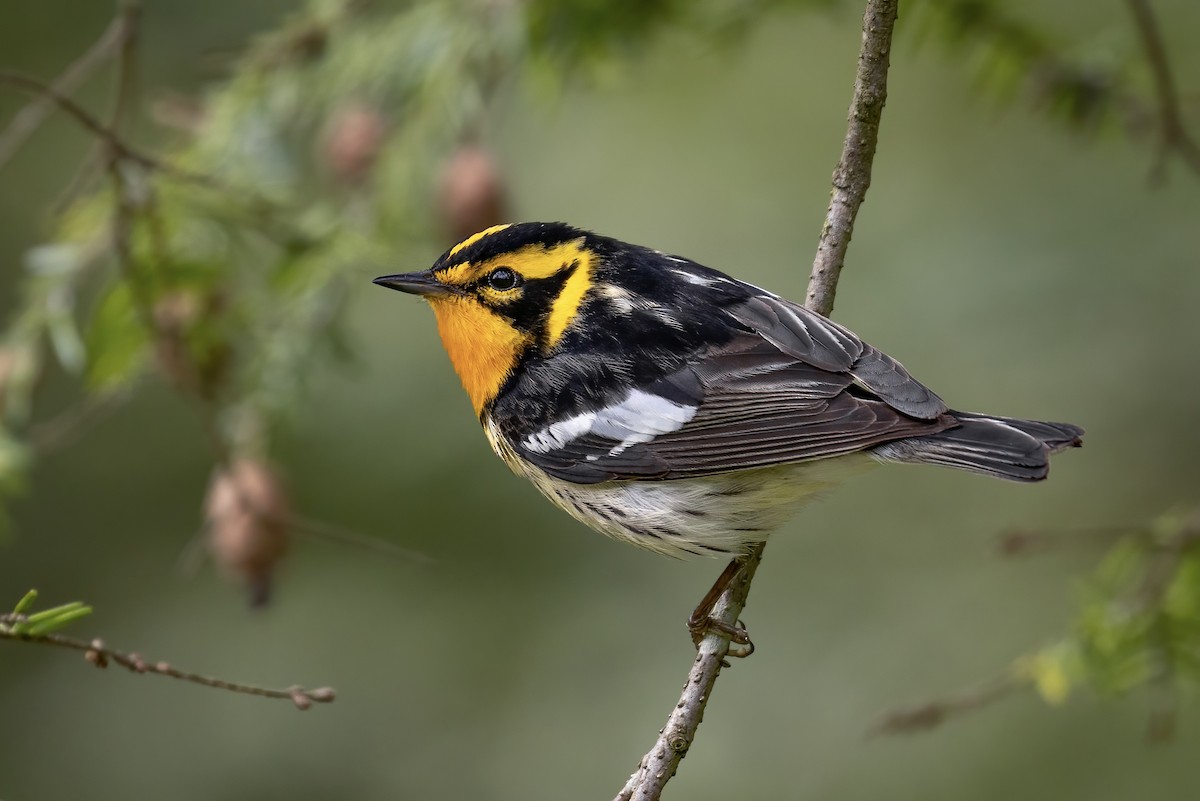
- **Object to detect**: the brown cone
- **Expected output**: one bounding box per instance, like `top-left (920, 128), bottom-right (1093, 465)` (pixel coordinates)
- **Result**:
top-left (322, 102), bottom-right (387, 186)
top-left (437, 146), bottom-right (508, 245)
top-left (204, 458), bottom-right (290, 606)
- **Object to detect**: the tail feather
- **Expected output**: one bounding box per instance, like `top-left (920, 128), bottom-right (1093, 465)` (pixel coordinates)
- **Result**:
top-left (872, 411), bottom-right (1084, 482)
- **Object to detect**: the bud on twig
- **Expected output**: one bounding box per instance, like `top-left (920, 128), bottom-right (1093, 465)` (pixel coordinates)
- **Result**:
top-left (85, 638), bottom-right (108, 668)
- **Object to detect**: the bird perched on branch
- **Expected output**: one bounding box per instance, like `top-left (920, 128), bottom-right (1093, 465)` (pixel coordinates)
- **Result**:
top-left (376, 222), bottom-right (1082, 636)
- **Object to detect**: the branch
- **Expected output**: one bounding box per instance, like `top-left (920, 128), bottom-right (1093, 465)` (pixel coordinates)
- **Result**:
top-left (0, 628), bottom-right (334, 710)
top-left (4, 25), bottom-right (414, 600)
top-left (615, 556), bottom-right (763, 801)
top-left (289, 511), bottom-right (435, 564)
top-left (807, 0), bottom-right (898, 318)
top-left (869, 672), bottom-right (1019, 736)
top-left (875, 509), bottom-right (1200, 737)
top-left (995, 523), bottom-right (1138, 557)
top-left (1125, 0), bottom-right (1200, 180)
top-left (109, 1), bottom-right (141, 137)
top-left (615, 2), bottom-right (899, 798)
top-left (0, 69), bottom-right (217, 188)
top-left (0, 5), bottom-right (131, 169)
top-left (28, 389), bottom-right (132, 454)
top-left (53, 0), bottom-right (144, 214)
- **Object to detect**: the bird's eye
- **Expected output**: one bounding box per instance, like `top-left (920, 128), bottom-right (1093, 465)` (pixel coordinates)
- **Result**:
top-left (486, 267), bottom-right (521, 291)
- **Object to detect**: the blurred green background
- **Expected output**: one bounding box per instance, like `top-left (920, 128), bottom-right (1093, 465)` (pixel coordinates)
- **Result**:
top-left (2, 1), bottom-right (1200, 799)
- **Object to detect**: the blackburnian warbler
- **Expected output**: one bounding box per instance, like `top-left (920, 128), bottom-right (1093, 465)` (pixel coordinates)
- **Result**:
top-left (375, 222), bottom-right (1082, 562)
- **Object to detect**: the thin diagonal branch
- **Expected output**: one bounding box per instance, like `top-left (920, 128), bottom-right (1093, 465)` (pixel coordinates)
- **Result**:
top-left (615, 556), bottom-right (763, 801)
top-left (1126, 0), bottom-right (1200, 180)
top-left (615, 2), bottom-right (900, 799)
top-left (869, 672), bottom-right (1019, 736)
top-left (52, 1), bottom-right (145, 214)
top-left (0, 69), bottom-right (218, 188)
top-left (0, 7), bottom-right (130, 169)
top-left (0, 628), bottom-right (334, 710)
top-left (28, 389), bottom-right (132, 453)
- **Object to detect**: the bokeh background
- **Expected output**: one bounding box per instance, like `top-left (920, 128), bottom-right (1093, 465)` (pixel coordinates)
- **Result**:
top-left (2, 1), bottom-right (1200, 799)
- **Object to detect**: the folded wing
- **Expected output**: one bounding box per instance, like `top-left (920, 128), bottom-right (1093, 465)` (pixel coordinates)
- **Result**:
top-left (510, 295), bottom-right (958, 484)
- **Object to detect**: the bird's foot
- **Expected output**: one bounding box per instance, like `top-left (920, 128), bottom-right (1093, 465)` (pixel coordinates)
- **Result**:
top-left (686, 555), bottom-right (756, 661)
top-left (687, 612), bottom-right (755, 660)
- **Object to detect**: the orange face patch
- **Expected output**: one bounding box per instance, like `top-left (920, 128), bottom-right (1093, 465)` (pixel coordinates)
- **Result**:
top-left (428, 295), bottom-right (531, 416)
top-left (424, 233), bottom-right (595, 413)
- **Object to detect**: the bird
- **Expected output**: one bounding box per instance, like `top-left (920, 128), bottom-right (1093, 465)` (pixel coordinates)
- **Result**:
top-left (375, 222), bottom-right (1082, 637)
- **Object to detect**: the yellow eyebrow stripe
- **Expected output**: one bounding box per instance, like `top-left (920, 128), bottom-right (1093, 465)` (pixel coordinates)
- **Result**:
top-left (449, 224), bottom-right (512, 258)
top-left (545, 247), bottom-right (593, 349)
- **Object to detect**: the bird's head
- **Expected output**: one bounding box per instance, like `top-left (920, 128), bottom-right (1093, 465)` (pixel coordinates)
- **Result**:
top-left (374, 222), bottom-right (598, 415)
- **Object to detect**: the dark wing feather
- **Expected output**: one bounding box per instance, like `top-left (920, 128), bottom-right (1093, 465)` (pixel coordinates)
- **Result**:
top-left (511, 309), bottom-right (958, 484)
top-left (730, 296), bottom-right (947, 419)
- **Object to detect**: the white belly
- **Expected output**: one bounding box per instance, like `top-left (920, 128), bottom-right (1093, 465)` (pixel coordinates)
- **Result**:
top-left (485, 419), bottom-right (874, 558)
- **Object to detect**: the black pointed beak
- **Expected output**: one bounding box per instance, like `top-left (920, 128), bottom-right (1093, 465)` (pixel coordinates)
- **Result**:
top-left (373, 272), bottom-right (455, 297)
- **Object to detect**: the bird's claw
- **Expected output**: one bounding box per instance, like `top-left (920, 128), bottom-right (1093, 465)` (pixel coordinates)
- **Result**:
top-left (687, 614), bottom-right (755, 659)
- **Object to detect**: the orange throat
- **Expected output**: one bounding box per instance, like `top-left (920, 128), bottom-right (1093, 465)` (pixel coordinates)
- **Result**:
top-left (429, 296), bottom-right (530, 416)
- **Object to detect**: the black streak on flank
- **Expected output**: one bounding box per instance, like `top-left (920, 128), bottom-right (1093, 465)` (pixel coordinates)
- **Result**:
top-left (626, 525), bottom-right (663, 540)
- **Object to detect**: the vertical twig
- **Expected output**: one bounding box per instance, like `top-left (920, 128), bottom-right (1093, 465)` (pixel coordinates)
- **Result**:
top-left (807, 0), bottom-right (898, 318)
top-left (614, 2), bottom-right (899, 799)
top-left (57, 1), bottom-right (143, 211)
top-left (109, 1), bottom-right (141, 136)
top-left (1125, 0), bottom-right (1200, 180)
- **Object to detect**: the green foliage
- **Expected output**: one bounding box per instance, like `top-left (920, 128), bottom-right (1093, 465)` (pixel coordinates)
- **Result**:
top-left (0, 427), bottom-right (30, 538)
top-left (524, 0), bottom-right (834, 82)
top-left (1, 589), bottom-right (93, 637)
top-left (1012, 510), bottom-right (1200, 716)
top-left (1077, 512), bottom-right (1200, 691)
top-left (907, 0), bottom-right (1136, 131)
top-left (85, 282), bottom-right (150, 390)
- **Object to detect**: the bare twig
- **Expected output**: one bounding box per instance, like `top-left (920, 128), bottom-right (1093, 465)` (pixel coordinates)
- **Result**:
top-left (869, 672), bottom-right (1020, 736)
top-left (995, 523), bottom-right (1140, 557)
top-left (290, 512), bottom-right (434, 564)
top-left (807, 0), bottom-right (898, 318)
top-left (879, 509), bottom-right (1200, 737)
top-left (1126, 0), bottom-right (1200, 180)
top-left (0, 628), bottom-right (334, 710)
top-left (0, 70), bottom-right (215, 188)
top-left (108, 164), bottom-right (159, 332)
top-left (109, 1), bottom-right (141, 137)
top-left (615, 2), bottom-right (900, 799)
top-left (28, 389), bottom-right (132, 454)
top-left (615, 556), bottom-right (763, 801)
top-left (100, 4), bottom-right (161, 338)
top-left (0, 9), bottom-right (130, 169)
top-left (52, 1), bottom-right (144, 214)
